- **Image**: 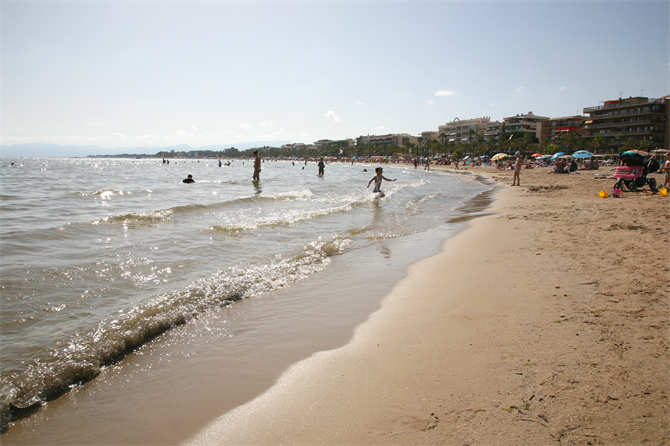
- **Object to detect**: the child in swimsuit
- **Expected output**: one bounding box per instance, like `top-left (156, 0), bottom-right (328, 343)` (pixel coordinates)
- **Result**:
top-left (367, 167), bottom-right (396, 197)
top-left (662, 153), bottom-right (670, 188)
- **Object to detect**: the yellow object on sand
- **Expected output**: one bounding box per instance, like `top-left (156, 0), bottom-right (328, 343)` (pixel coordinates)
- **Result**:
top-left (599, 191), bottom-right (608, 198)
top-left (660, 188), bottom-right (668, 196)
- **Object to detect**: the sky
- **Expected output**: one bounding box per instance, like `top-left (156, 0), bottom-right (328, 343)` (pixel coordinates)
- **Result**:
top-left (2, 0), bottom-right (668, 154)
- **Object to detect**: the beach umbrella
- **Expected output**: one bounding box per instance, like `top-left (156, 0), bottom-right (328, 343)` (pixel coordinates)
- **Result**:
top-left (531, 153), bottom-right (543, 158)
top-left (550, 152), bottom-right (565, 160)
top-left (572, 150), bottom-right (593, 158)
top-left (491, 153), bottom-right (507, 161)
top-left (621, 149), bottom-right (649, 156)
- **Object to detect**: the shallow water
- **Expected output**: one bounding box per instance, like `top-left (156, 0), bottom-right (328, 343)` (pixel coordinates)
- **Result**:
top-left (0, 157), bottom-right (492, 440)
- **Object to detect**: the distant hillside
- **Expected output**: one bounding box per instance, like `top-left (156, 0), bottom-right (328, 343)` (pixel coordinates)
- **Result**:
top-left (0, 141), bottom-right (294, 158)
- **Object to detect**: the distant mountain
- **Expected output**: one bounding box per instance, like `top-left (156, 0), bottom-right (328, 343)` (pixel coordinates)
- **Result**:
top-left (0, 141), bottom-right (294, 158)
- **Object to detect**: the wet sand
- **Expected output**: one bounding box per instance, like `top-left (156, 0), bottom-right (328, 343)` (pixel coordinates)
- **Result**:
top-left (188, 165), bottom-right (669, 445)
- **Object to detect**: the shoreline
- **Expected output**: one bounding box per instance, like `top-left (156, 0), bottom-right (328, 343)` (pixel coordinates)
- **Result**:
top-left (0, 164), bottom-right (493, 444)
top-left (188, 166), bottom-right (669, 445)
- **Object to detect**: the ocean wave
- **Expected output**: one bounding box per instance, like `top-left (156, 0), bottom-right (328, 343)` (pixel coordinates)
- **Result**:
top-left (88, 197), bottom-right (260, 227)
top-left (208, 204), bottom-right (353, 234)
top-left (263, 189), bottom-right (314, 200)
top-left (0, 242), bottom-right (338, 429)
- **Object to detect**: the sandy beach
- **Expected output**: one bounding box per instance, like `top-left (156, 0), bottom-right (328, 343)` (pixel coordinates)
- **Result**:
top-left (188, 165), bottom-right (669, 445)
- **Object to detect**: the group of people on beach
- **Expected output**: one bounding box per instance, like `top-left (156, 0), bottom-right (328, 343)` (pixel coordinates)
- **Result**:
top-left (182, 150), bottom-right (398, 198)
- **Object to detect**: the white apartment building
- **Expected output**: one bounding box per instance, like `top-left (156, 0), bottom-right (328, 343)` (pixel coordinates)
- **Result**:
top-left (502, 111), bottom-right (549, 140)
top-left (356, 133), bottom-right (418, 147)
top-left (438, 117), bottom-right (490, 143)
top-left (485, 120), bottom-right (503, 141)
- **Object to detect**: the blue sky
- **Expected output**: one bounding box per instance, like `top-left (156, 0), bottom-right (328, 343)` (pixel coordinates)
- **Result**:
top-left (2, 1), bottom-right (668, 152)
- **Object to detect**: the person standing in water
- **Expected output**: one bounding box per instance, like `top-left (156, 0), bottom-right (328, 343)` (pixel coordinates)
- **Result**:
top-left (367, 167), bottom-right (396, 198)
top-left (318, 158), bottom-right (325, 176)
top-left (252, 150), bottom-right (261, 181)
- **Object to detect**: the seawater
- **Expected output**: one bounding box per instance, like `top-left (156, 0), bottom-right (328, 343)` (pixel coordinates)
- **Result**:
top-left (0, 157), bottom-right (492, 432)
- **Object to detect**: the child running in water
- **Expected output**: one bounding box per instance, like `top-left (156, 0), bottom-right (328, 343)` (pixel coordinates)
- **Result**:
top-left (367, 167), bottom-right (396, 198)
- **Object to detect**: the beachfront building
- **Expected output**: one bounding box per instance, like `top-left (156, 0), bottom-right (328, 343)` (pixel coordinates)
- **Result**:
top-left (355, 133), bottom-right (419, 148)
top-left (314, 138), bottom-right (354, 149)
top-left (421, 131), bottom-right (440, 141)
top-left (438, 117), bottom-right (490, 144)
top-left (582, 96), bottom-right (669, 151)
top-left (484, 120), bottom-right (504, 143)
top-left (502, 111), bottom-right (549, 141)
top-left (541, 115), bottom-right (586, 146)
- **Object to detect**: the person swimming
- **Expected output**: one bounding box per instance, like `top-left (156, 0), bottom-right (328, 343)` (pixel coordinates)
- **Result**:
top-left (183, 174), bottom-right (195, 183)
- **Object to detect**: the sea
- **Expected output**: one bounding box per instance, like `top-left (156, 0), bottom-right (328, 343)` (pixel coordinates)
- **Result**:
top-left (0, 157), bottom-right (494, 444)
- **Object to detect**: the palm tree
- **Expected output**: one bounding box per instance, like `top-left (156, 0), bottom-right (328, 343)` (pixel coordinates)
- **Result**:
top-left (591, 134), bottom-right (607, 155)
top-left (615, 133), bottom-right (624, 154)
top-left (438, 132), bottom-right (448, 153)
top-left (622, 138), bottom-right (639, 151)
top-left (558, 131), bottom-right (582, 154)
top-left (468, 129), bottom-right (476, 153)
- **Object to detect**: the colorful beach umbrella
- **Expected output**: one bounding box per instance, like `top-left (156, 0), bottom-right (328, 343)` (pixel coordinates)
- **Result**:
top-left (491, 153), bottom-right (507, 161)
top-left (531, 153), bottom-right (543, 158)
top-left (550, 152), bottom-right (565, 160)
top-left (621, 149), bottom-right (649, 156)
top-left (572, 150), bottom-right (593, 158)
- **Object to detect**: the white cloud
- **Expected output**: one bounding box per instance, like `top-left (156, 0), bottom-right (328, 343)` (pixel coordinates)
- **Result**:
top-left (259, 121), bottom-right (275, 127)
top-left (113, 133), bottom-right (126, 139)
top-left (515, 86), bottom-right (525, 93)
top-left (434, 89), bottom-right (455, 97)
top-left (356, 101), bottom-right (364, 105)
top-left (88, 121), bottom-right (104, 126)
top-left (299, 133), bottom-right (311, 137)
top-left (426, 100), bottom-right (434, 106)
top-left (190, 126), bottom-right (198, 132)
top-left (138, 135), bottom-right (156, 140)
top-left (259, 129), bottom-right (290, 139)
top-left (560, 85), bottom-right (567, 91)
top-left (490, 103), bottom-right (497, 108)
top-left (325, 111), bottom-right (341, 122)
top-left (239, 123), bottom-right (252, 129)
top-left (376, 126), bottom-right (385, 130)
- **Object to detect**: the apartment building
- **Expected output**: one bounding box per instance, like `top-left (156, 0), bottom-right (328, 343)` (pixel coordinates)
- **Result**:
top-left (314, 139), bottom-right (354, 148)
top-left (503, 111), bottom-right (549, 140)
top-left (356, 133), bottom-right (419, 147)
top-left (541, 115), bottom-right (586, 146)
top-left (421, 131), bottom-right (440, 141)
top-left (582, 96), bottom-right (669, 151)
top-left (438, 117), bottom-right (490, 143)
top-left (485, 120), bottom-right (503, 142)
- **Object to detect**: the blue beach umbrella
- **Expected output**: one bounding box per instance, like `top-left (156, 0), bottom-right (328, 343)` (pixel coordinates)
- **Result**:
top-left (550, 152), bottom-right (565, 160)
top-left (572, 150), bottom-right (593, 158)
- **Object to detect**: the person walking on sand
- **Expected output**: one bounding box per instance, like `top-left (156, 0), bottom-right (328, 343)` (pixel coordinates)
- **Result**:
top-left (367, 167), bottom-right (396, 198)
top-left (252, 150), bottom-right (261, 181)
top-left (512, 151), bottom-right (522, 186)
top-left (318, 158), bottom-right (325, 176)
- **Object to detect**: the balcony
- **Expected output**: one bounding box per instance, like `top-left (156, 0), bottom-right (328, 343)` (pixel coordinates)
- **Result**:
top-left (583, 118), bottom-right (661, 129)
top-left (583, 97), bottom-right (664, 113)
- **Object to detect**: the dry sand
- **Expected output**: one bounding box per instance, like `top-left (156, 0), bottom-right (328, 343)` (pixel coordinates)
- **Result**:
top-left (188, 165), bottom-right (669, 446)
